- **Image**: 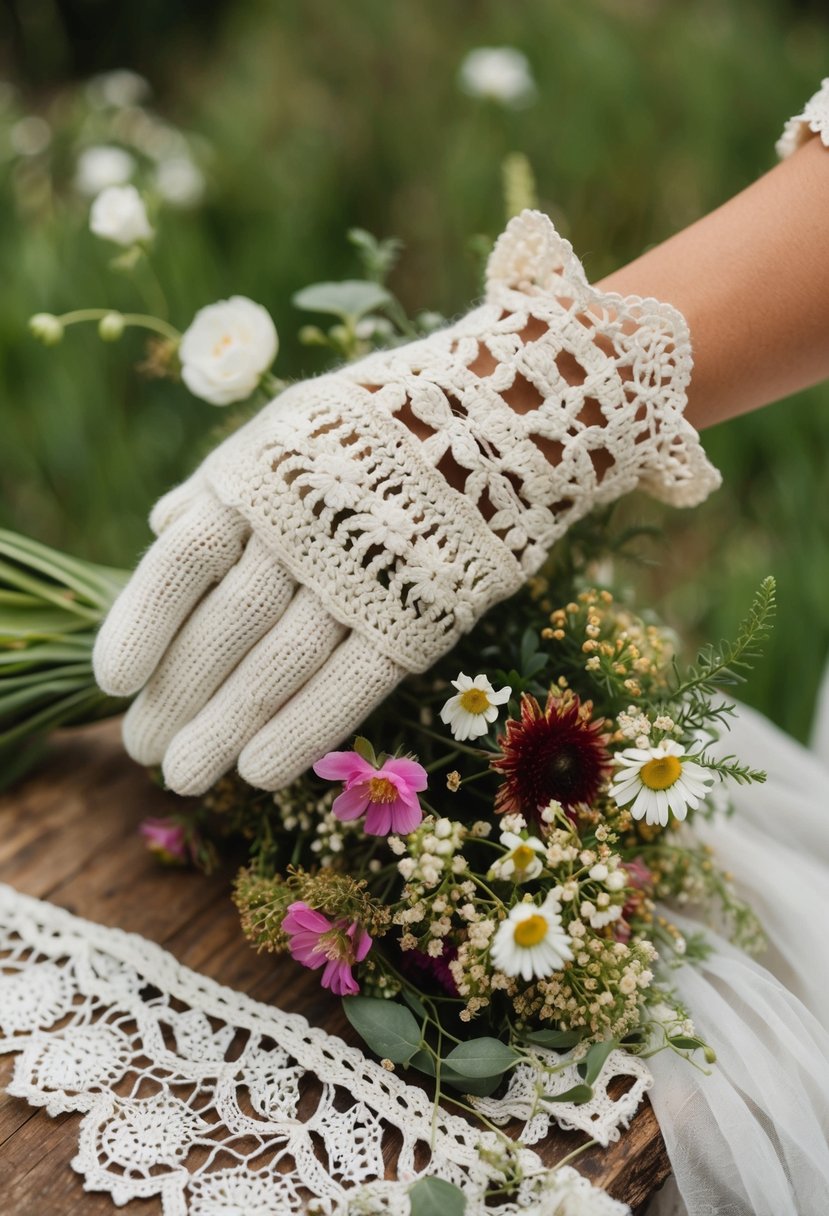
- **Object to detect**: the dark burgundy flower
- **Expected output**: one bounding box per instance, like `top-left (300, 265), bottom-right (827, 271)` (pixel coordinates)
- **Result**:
top-left (491, 691), bottom-right (613, 821)
top-left (398, 946), bottom-right (459, 997)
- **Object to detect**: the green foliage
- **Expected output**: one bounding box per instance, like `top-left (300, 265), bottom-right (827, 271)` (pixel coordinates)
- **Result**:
top-left (0, 529), bottom-right (127, 787)
top-left (343, 995), bottom-right (423, 1066)
top-left (409, 1176), bottom-right (466, 1216)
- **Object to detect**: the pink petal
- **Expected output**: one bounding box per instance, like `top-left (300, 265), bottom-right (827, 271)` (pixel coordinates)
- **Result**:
top-left (283, 902), bottom-right (332, 934)
top-left (288, 936), bottom-right (327, 969)
top-left (322, 959), bottom-right (359, 996)
top-left (388, 799), bottom-right (424, 835)
top-left (313, 750), bottom-right (375, 784)
top-left (363, 803), bottom-right (394, 836)
top-left (332, 784), bottom-right (371, 822)
top-left (348, 923), bottom-right (373, 963)
top-left (382, 757), bottom-right (428, 792)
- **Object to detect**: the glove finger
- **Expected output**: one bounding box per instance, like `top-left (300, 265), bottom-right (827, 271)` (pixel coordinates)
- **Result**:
top-left (122, 535), bottom-right (296, 766)
top-left (93, 492), bottom-right (249, 697)
top-left (238, 633), bottom-right (405, 791)
top-left (161, 589), bottom-right (346, 795)
top-left (148, 471), bottom-right (208, 537)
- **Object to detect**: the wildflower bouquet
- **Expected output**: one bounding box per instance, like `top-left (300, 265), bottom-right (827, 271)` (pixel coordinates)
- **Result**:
top-left (225, 553), bottom-right (772, 1105)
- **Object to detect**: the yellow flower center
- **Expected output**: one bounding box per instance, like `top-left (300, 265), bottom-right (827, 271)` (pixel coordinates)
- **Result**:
top-left (212, 333), bottom-right (234, 355)
top-left (367, 776), bottom-right (398, 803)
top-left (459, 687), bottom-right (491, 714)
top-left (513, 913), bottom-right (548, 947)
top-left (510, 844), bottom-right (536, 870)
top-left (640, 754), bottom-right (682, 790)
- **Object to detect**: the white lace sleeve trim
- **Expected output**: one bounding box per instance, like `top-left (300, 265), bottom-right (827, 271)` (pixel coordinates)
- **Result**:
top-left (776, 78), bottom-right (829, 157)
top-left (0, 882), bottom-right (643, 1215)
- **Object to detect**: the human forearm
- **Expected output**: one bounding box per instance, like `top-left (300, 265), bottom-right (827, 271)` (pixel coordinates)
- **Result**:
top-left (596, 134), bottom-right (829, 430)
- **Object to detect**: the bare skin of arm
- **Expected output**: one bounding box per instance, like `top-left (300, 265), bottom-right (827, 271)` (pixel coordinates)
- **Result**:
top-left (595, 133), bottom-right (829, 430)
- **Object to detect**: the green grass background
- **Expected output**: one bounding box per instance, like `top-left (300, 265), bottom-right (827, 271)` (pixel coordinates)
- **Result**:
top-left (2, 0), bottom-right (828, 740)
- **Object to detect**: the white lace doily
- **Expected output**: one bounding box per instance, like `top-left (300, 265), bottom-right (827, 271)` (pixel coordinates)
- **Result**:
top-left (0, 882), bottom-right (645, 1214)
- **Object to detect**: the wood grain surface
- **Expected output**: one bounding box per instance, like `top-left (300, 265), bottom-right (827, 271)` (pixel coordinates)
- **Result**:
top-left (0, 719), bottom-right (671, 1213)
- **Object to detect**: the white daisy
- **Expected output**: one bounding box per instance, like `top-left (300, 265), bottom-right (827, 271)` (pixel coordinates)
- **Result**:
top-left (609, 740), bottom-right (714, 827)
top-left (490, 893), bottom-right (573, 981)
top-left (439, 673), bottom-right (511, 742)
top-left (489, 830), bottom-right (547, 883)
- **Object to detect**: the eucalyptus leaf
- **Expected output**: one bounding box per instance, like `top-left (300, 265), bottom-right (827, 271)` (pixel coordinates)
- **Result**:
top-left (408, 1049), bottom-right (504, 1096)
top-left (442, 1037), bottom-right (519, 1079)
top-left (577, 1038), bottom-right (618, 1086)
top-left (409, 1176), bottom-right (466, 1216)
top-left (668, 1035), bottom-right (706, 1051)
top-left (401, 989), bottom-right (428, 1022)
top-left (292, 280), bottom-right (393, 322)
top-left (342, 996), bottom-right (422, 1065)
top-left (542, 1082), bottom-right (595, 1104)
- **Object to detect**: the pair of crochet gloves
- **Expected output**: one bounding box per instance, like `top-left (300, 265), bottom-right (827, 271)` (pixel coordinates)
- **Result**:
top-left (93, 81), bottom-right (829, 796)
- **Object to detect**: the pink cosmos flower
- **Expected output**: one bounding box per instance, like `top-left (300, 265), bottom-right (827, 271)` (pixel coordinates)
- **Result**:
top-left (139, 817), bottom-right (190, 865)
top-left (313, 750), bottom-right (428, 836)
top-left (282, 900), bottom-right (372, 996)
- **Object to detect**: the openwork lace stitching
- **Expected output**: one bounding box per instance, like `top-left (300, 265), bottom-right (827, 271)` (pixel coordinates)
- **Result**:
top-left (0, 883), bottom-right (644, 1214)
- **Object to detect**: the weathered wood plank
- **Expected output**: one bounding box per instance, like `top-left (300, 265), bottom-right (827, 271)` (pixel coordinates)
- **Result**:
top-left (0, 719), bottom-right (670, 1211)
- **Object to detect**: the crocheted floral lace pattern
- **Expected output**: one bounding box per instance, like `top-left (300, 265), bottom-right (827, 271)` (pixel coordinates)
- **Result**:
top-left (0, 884), bottom-right (643, 1214)
top-left (777, 78), bottom-right (829, 158)
top-left (200, 209), bottom-right (719, 673)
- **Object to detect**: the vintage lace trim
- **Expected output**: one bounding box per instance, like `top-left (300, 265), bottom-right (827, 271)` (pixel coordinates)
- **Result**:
top-left (0, 883), bottom-right (646, 1214)
top-left (776, 77), bottom-right (829, 158)
top-left (201, 210), bottom-right (719, 674)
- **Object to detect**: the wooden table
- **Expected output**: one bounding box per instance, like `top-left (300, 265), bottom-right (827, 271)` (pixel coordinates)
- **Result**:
top-left (0, 720), bottom-right (670, 1212)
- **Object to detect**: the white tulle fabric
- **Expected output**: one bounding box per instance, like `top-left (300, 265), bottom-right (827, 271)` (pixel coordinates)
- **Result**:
top-left (0, 882), bottom-right (637, 1215)
top-left (644, 678), bottom-right (829, 1216)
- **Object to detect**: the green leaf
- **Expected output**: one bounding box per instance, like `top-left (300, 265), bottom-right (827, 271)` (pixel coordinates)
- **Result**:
top-left (521, 1028), bottom-right (584, 1050)
top-left (401, 989), bottom-right (428, 1022)
top-left (668, 1035), bottom-right (706, 1051)
top-left (442, 1037), bottom-right (520, 1079)
top-left (409, 1176), bottom-right (466, 1216)
top-left (352, 735), bottom-right (377, 766)
top-left (577, 1038), bottom-right (618, 1086)
top-left (342, 996), bottom-right (422, 1065)
top-left (542, 1082), bottom-right (595, 1104)
top-left (292, 280), bottom-right (393, 322)
top-left (408, 1049), bottom-right (504, 1096)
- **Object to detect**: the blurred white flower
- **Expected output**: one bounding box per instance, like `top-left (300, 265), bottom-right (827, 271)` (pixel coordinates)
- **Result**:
top-left (10, 116), bottom-right (51, 156)
top-left (75, 145), bottom-right (136, 196)
top-left (154, 156), bottom-right (205, 207)
top-left (86, 69), bottom-right (151, 109)
top-left (179, 297), bottom-right (278, 406)
top-left (458, 47), bottom-right (536, 107)
top-left (89, 185), bottom-right (153, 245)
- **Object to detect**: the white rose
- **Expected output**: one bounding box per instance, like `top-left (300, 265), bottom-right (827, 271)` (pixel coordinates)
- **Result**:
top-left (179, 296), bottom-right (278, 406)
top-left (89, 185), bottom-right (153, 245)
top-left (75, 145), bottom-right (136, 196)
top-left (458, 47), bottom-right (536, 106)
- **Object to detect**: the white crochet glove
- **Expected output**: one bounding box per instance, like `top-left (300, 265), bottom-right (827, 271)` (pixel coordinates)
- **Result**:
top-left (93, 210), bottom-right (720, 795)
top-left (777, 77), bottom-right (829, 158)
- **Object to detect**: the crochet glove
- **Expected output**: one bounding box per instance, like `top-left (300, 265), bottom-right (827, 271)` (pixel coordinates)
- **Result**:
top-left (93, 210), bottom-right (720, 795)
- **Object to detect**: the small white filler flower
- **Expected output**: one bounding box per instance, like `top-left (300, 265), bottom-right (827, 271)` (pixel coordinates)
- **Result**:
top-left (440, 673), bottom-right (511, 742)
top-left (610, 740), bottom-right (714, 827)
top-left (75, 145), bottom-right (136, 196)
top-left (490, 893), bottom-right (573, 981)
top-left (89, 184), bottom-right (153, 246)
top-left (179, 296), bottom-right (278, 406)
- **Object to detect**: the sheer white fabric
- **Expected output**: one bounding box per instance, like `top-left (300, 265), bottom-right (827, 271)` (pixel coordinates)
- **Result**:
top-left (644, 670), bottom-right (829, 1216)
